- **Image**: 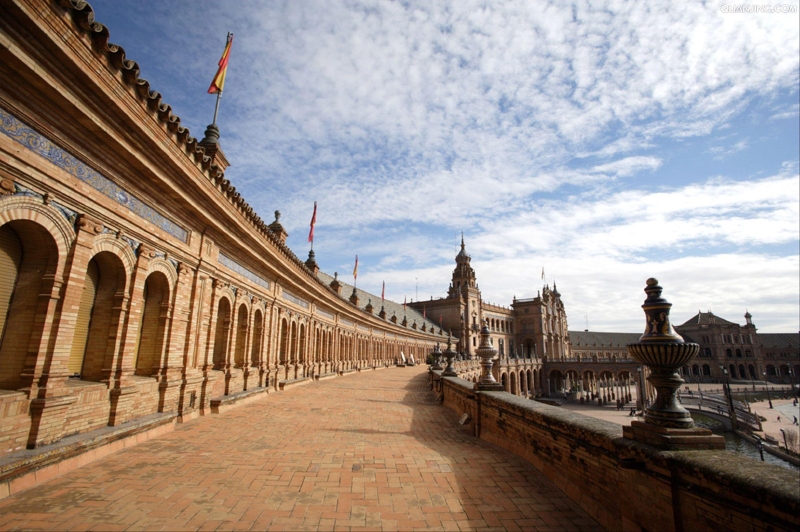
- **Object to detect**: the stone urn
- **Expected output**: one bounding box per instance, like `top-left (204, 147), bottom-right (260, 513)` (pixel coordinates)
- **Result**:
top-left (441, 333), bottom-right (458, 377)
top-left (474, 320), bottom-right (504, 391)
top-left (627, 278), bottom-right (698, 428)
top-left (430, 343), bottom-right (443, 371)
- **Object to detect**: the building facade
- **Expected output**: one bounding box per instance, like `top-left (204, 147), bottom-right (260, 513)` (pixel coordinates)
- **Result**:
top-left (412, 238), bottom-right (799, 400)
top-left (0, 0), bottom-right (443, 454)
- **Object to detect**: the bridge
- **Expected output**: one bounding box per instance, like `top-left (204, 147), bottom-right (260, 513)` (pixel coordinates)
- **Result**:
top-left (680, 393), bottom-right (763, 432)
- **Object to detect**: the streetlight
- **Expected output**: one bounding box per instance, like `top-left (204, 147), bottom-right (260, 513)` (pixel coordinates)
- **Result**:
top-left (779, 428), bottom-right (788, 451)
top-left (763, 370), bottom-right (773, 409)
top-left (753, 434), bottom-right (765, 461)
top-left (719, 364), bottom-right (738, 431)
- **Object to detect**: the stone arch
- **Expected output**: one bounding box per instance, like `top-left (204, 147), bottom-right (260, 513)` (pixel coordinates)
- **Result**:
top-left (0, 195), bottom-right (75, 276)
top-left (134, 271), bottom-right (171, 376)
top-left (233, 302), bottom-right (249, 368)
top-left (72, 250), bottom-right (128, 382)
top-left (90, 234), bottom-right (137, 275)
top-left (278, 316), bottom-right (289, 365)
top-left (0, 205), bottom-right (68, 390)
top-left (250, 307), bottom-right (264, 367)
top-left (145, 257), bottom-right (178, 293)
top-left (290, 320), bottom-right (298, 365)
top-left (212, 295), bottom-right (233, 369)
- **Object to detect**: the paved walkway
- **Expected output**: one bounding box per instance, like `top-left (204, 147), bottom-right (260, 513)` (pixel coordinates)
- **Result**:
top-left (0, 366), bottom-right (601, 531)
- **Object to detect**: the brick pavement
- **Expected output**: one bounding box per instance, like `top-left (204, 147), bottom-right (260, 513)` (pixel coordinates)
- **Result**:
top-left (0, 366), bottom-right (601, 531)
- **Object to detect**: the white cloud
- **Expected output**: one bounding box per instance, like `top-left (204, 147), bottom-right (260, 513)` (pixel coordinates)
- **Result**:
top-left (86, 0), bottom-right (800, 332)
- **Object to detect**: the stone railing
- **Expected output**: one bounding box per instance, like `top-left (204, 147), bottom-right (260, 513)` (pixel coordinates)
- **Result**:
top-left (431, 371), bottom-right (799, 531)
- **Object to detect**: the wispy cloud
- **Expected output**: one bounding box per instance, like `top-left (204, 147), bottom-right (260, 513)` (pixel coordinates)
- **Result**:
top-left (86, 0), bottom-right (800, 332)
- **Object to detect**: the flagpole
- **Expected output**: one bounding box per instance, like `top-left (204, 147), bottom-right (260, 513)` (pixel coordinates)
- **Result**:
top-left (211, 90), bottom-right (222, 126)
top-left (210, 32), bottom-right (232, 127)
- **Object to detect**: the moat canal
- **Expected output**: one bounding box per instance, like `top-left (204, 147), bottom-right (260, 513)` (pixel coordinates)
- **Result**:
top-left (692, 413), bottom-right (799, 471)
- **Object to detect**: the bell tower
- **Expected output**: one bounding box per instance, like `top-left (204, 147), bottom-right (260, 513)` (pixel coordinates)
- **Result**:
top-left (447, 234), bottom-right (482, 355)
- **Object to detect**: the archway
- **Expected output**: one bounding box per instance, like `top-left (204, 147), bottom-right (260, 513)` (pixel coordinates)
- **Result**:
top-left (134, 271), bottom-right (170, 376)
top-left (212, 298), bottom-right (232, 370)
top-left (0, 220), bottom-right (59, 390)
top-left (69, 251), bottom-right (126, 382)
top-left (233, 304), bottom-right (248, 368)
top-left (250, 309), bottom-right (263, 367)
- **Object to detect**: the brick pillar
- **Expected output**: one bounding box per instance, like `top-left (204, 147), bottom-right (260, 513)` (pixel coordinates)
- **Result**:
top-left (108, 243), bottom-right (155, 426)
top-left (157, 262), bottom-right (192, 413)
top-left (198, 277), bottom-right (222, 413)
top-left (222, 291), bottom-right (237, 395)
top-left (24, 214), bottom-right (101, 447)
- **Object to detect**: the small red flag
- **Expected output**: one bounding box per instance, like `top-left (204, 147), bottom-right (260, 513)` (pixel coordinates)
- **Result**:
top-left (308, 201), bottom-right (317, 243)
top-left (381, 281), bottom-right (385, 301)
top-left (208, 33), bottom-right (234, 94)
top-left (423, 306), bottom-right (426, 319)
top-left (353, 256), bottom-right (358, 280)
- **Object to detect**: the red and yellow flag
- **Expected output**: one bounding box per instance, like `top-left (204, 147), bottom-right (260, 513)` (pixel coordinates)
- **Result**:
top-left (353, 256), bottom-right (358, 280)
top-left (208, 33), bottom-right (234, 94)
top-left (308, 201), bottom-right (317, 243)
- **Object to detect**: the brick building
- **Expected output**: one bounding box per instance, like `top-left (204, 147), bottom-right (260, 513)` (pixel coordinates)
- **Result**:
top-left (0, 0), bottom-right (444, 454)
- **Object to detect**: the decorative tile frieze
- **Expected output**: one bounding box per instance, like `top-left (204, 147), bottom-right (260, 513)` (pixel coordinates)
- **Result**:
top-left (218, 252), bottom-right (270, 290)
top-left (282, 290), bottom-right (309, 309)
top-left (339, 318), bottom-right (354, 328)
top-left (0, 107), bottom-right (189, 242)
top-left (316, 308), bottom-right (334, 320)
top-left (358, 324), bottom-right (370, 332)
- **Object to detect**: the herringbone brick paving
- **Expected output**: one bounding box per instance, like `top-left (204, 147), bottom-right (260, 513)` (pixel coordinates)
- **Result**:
top-left (0, 366), bottom-right (602, 531)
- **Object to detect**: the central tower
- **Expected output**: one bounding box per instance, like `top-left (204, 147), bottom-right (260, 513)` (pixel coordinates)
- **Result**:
top-left (447, 235), bottom-right (482, 355)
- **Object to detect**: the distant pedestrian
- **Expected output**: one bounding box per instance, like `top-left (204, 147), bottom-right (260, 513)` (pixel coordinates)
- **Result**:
top-left (777, 415), bottom-right (781, 423)
top-left (793, 416), bottom-right (798, 425)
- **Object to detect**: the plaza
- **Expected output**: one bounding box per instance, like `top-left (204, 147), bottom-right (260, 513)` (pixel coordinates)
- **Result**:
top-left (0, 365), bottom-right (601, 531)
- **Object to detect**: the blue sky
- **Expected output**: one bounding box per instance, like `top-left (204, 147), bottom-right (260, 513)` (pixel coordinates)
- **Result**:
top-left (86, 0), bottom-right (799, 332)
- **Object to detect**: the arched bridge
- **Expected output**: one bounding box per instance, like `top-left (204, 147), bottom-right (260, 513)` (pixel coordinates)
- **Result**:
top-left (680, 393), bottom-right (762, 432)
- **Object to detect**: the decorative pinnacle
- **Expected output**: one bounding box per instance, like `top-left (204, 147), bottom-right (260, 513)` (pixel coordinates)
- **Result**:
top-left (639, 278), bottom-right (684, 343)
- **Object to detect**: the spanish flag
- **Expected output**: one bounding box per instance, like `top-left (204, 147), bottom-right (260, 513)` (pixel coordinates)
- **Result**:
top-left (353, 255), bottom-right (358, 280)
top-left (208, 33), bottom-right (234, 94)
top-left (308, 201), bottom-right (317, 243)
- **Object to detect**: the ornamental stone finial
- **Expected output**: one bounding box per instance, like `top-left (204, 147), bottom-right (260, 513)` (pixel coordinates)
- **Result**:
top-left (639, 278), bottom-right (684, 343)
top-left (474, 319), bottom-right (503, 390)
top-left (441, 331), bottom-right (457, 376)
top-left (624, 278), bottom-right (724, 450)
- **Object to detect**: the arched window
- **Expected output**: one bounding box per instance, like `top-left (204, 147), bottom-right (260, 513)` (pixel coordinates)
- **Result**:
top-left (135, 272), bottom-right (170, 376)
top-left (212, 298), bottom-right (231, 370)
top-left (250, 309), bottom-right (263, 366)
top-left (0, 221), bottom-right (58, 390)
top-left (234, 304), bottom-right (248, 368)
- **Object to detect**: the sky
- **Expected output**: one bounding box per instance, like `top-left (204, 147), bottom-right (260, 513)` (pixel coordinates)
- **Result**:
top-left (86, 0), bottom-right (800, 333)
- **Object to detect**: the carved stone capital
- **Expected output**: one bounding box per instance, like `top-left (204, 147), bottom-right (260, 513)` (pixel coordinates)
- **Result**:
top-left (76, 213), bottom-right (104, 234)
top-left (137, 243), bottom-right (157, 259)
top-left (0, 179), bottom-right (15, 196)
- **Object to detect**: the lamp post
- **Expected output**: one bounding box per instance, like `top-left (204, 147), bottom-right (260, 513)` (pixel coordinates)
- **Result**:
top-left (720, 364), bottom-right (738, 431)
top-left (763, 370), bottom-right (773, 409)
top-left (754, 434), bottom-right (765, 461)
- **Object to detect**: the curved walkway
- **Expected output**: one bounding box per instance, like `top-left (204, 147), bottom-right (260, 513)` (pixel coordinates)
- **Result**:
top-left (0, 366), bottom-right (601, 531)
